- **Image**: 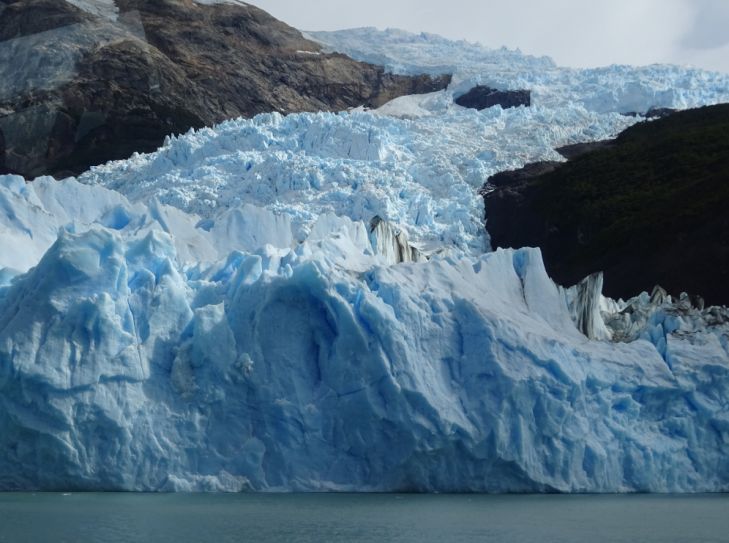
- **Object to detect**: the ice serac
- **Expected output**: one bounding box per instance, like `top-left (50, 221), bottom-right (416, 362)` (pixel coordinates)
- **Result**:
top-left (563, 273), bottom-right (613, 341)
top-left (368, 216), bottom-right (421, 264)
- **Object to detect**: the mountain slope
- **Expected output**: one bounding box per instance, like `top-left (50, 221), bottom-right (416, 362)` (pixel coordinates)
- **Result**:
top-left (484, 104), bottom-right (729, 305)
top-left (0, 0), bottom-right (449, 178)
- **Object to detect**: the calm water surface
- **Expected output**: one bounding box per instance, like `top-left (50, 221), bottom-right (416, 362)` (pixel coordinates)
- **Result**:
top-left (0, 493), bottom-right (727, 542)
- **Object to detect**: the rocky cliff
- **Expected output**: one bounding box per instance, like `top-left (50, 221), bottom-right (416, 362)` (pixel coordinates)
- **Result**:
top-left (0, 0), bottom-right (450, 178)
top-left (484, 104), bottom-right (729, 306)
top-left (455, 85), bottom-right (530, 110)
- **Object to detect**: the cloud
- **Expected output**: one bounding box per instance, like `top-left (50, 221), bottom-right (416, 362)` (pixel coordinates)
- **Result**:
top-left (672, 0), bottom-right (729, 72)
top-left (251, 0), bottom-right (727, 72)
top-left (681, 0), bottom-right (729, 49)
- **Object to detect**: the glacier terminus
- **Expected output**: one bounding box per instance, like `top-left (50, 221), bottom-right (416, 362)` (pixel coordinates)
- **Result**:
top-left (0, 27), bottom-right (728, 492)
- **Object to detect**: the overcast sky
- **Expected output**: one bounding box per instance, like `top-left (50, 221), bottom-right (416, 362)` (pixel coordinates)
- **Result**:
top-left (252, 0), bottom-right (729, 73)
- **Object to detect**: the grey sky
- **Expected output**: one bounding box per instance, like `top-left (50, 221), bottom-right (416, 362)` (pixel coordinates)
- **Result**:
top-left (252, 0), bottom-right (729, 73)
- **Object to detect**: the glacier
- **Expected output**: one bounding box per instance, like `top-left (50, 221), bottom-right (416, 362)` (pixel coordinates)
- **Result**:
top-left (1, 28), bottom-right (729, 492)
top-left (308, 27), bottom-right (729, 114)
top-left (77, 107), bottom-right (637, 255)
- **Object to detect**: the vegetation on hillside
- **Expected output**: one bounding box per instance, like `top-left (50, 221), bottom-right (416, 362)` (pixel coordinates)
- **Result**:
top-left (486, 104), bottom-right (729, 304)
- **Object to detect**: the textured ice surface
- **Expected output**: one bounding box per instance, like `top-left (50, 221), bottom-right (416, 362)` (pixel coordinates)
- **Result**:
top-left (306, 28), bottom-right (556, 77)
top-left (79, 30), bottom-right (729, 255)
top-left (309, 27), bottom-right (729, 113)
top-left (1, 29), bottom-right (729, 492)
top-left (80, 109), bottom-right (635, 254)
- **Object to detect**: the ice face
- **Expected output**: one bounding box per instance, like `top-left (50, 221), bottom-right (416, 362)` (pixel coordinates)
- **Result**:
top-left (1, 222), bottom-right (727, 492)
top-left (1, 29), bottom-right (729, 492)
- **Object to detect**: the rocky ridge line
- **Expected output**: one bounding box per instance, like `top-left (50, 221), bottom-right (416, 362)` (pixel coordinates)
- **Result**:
top-left (0, 0), bottom-right (451, 178)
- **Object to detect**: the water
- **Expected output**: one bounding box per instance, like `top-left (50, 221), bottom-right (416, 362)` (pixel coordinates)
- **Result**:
top-left (0, 493), bottom-right (727, 542)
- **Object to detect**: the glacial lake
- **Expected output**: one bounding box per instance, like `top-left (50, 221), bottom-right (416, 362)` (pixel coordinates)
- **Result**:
top-left (0, 493), bottom-right (727, 542)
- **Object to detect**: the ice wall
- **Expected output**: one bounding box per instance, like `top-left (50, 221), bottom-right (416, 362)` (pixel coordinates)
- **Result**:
top-left (2, 222), bottom-right (728, 492)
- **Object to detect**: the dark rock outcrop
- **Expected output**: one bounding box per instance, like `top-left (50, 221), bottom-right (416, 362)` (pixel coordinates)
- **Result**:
top-left (0, 128), bottom-right (5, 173)
top-left (555, 140), bottom-right (616, 160)
top-left (455, 85), bottom-right (530, 110)
top-left (484, 104), bottom-right (729, 306)
top-left (622, 107), bottom-right (677, 119)
top-left (0, 0), bottom-right (451, 178)
top-left (484, 161), bottom-right (562, 190)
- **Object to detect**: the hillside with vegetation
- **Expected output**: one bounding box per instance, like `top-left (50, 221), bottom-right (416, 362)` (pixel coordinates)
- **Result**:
top-left (485, 104), bottom-right (729, 305)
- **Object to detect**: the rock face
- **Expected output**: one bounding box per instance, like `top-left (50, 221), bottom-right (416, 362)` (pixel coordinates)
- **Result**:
top-left (623, 107), bottom-right (677, 119)
top-left (0, 0), bottom-right (450, 178)
top-left (484, 160), bottom-right (562, 189)
top-left (455, 85), bottom-right (531, 110)
top-left (555, 140), bottom-right (617, 160)
top-left (484, 104), bottom-right (729, 306)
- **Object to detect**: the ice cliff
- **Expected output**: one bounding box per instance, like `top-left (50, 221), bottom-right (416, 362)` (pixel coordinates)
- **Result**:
top-left (1, 28), bottom-right (729, 492)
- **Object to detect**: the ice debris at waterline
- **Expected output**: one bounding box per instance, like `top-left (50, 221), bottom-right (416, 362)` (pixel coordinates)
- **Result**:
top-left (2, 28), bottom-right (729, 490)
top-left (1, 174), bottom-right (728, 492)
